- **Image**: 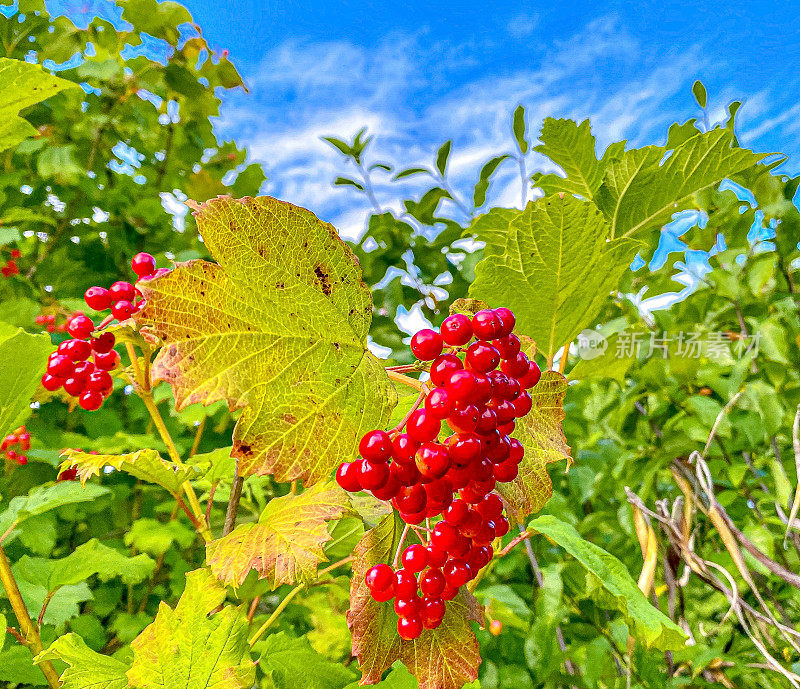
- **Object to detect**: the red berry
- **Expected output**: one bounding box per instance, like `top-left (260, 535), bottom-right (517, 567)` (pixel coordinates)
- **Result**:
top-left (444, 499), bottom-right (469, 526)
top-left (472, 372), bottom-right (493, 404)
top-left (477, 494), bottom-right (504, 520)
top-left (490, 399), bottom-right (516, 425)
top-left (131, 252), bottom-right (157, 278)
top-left (394, 596), bottom-right (420, 618)
top-left (445, 370), bottom-right (476, 401)
top-left (84, 286), bottom-right (111, 311)
top-left (410, 329), bottom-right (443, 361)
top-left (400, 508), bottom-right (427, 525)
top-left (401, 544), bottom-right (429, 573)
top-left (406, 409), bottom-right (441, 442)
top-left (94, 350), bottom-right (120, 371)
top-left (443, 559), bottom-right (472, 587)
top-left (430, 521), bottom-right (459, 552)
top-left (427, 546), bottom-right (447, 568)
top-left (17, 454), bottom-right (28, 465)
top-left (112, 300), bottom-right (134, 320)
top-left (72, 360), bottom-right (95, 380)
top-left (424, 387), bottom-right (453, 419)
top-left (440, 313), bottom-right (472, 346)
top-left (518, 360), bottom-right (541, 388)
top-left (493, 459), bottom-right (519, 482)
top-left (512, 392), bottom-right (532, 417)
top-left (494, 515), bottom-right (510, 537)
top-left (357, 459), bottom-right (390, 491)
top-left (474, 519), bottom-right (496, 546)
top-left (472, 310), bottom-right (501, 340)
top-left (372, 585), bottom-right (396, 602)
top-left (447, 404), bottom-right (479, 433)
top-left (65, 338), bottom-right (93, 362)
top-left (467, 545), bottom-right (492, 572)
top-left (466, 342), bottom-right (500, 373)
top-left (498, 421), bottom-right (515, 437)
top-left (447, 434), bottom-right (482, 466)
top-left (86, 370), bottom-right (113, 396)
top-left (63, 376), bottom-right (87, 396)
top-left (415, 442), bottom-right (450, 480)
top-left (67, 315), bottom-right (94, 339)
top-left (419, 568), bottom-right (445, 597)
top-left (508, 438), bottom-right (524, 464)
top-left (501, 351), bottom-right (531, 378)
top-left (441, 584), bottom-right (459, 601)
top-left (420, 595), bottom-right (446, 629)
top-left (359, 430), bottom-right (392, 462)
top-left (397, 615), bottom-right (423, 640)
top-left (395, 569), bottom-right (418, 598)
top-left (109, 281), bottom-right (135, 302)
top-left (424, 477), bottom-right (453, 509)
top-left (459, 510), bottom-right (483, 538)
top-left (41, 373), bottom-right (64, 391)
top-left (91, 332), bottom-right (116, 354)
top-left (336, 462), bottom-right (362, 492)
top-left (372, 471), bottom-right (401, 500)
top-left (475, 407), bottom-right (497, 435)
top-left (394, 484), bottom-right (426, 513)
top-left (78, 389), bottom-right (104, 411)
top-left (493, 307), bottom-right (515, 337)
top-left (365, 563), bottom-right (395, 592)
top-left (391, 433), bottom-right (418, 463)
top-left (429, 354), bottom-right (462, 387)
top-left (392, 460), bottom-right (421, 486)
top-left (18, 433), bottom-right (30, 451)
top-left (493, 333), bottom-right (521, 359)
top-left (47, 354), bottom-right (74, 378)
top-left (489, 619), bottom-right (503, 636)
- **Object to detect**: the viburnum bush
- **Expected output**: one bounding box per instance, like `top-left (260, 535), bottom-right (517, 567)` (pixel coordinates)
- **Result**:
top-left (1, 3), bottom-right (799, 689)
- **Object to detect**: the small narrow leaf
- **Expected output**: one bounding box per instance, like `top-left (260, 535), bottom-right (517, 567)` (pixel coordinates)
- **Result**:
top-left (59, 448), bottom-right (199, 494)
top-left (512, 105), bottom-right (529, 154)
top-left (127, 569), bottom-right (256, 689)
top-left (348, 513), bottom-right (481, 689)
top-left (527, 515), bottom-right (687, 651)
top-left (473, 154), bottom-right (511, 208)
top-left (322, 136), bottom-right (353, 158)
top-left (436, 140), bottom-right (452, 176)
top-left (392, 167), bottom-right (431, 180)
top-left (692, 79), bottom-right (707, 108)
top-left (334, 177), bottom-right (365, 191)
top-left (35, 633), bottom-right (129, 689)
top-left (207, 482), bottom-right (349, 588)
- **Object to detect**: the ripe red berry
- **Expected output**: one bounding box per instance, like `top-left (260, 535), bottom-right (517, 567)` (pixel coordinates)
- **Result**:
top-left (518, 360), bottom-right (541, 389)
top-left (109, 281), bottom-right (135, 302)
top-left (112, 300), bottom-right (134, 320)
top-left (78, 389), bottom-right (104, 411)
top-left (131, 252), bottom-right (157, 278)
top-left (392, 460), bottom-right (421, 486)
top-left (444, 499), bottom-right (469, 526)
top-left (372, 585), bottom-right (396, 603)
top-left (336, 462), bottom-right (362, 492)
top-left (391, 433), bottom-right (418, 463)
top-left (447, 404), bottom-right (479, 434)
top-left (395, 569), bottom-right (418, 598)
top-left (419, 568), bottom-right (445, 597)
top-left (474, 519), bottom-right (497, 546)
top-left (471, 372), bottom-right (493, 404)
top-left (447, 434), bottom-right (482, 466)
top-left (493, 333), bottom-right (521, 359)
top-left (372, 471), bottom-right (401, 500)
top-left (63, 376), bottom-right (87, 396)
top-left (415, 442), bottom-right (450, 480)
top-left (397, 615), bottom-right (423, 640)
top-left (508, 438), bottom-right (524, 464)
top-left (394, 596), bottom-right (420, 618)
top-left (62, 338), bottom-right (92, 362)
top-left (466, 342), bottom-right (500, 373)
top-left (494, 515), bottom-right (510, 537)
top-left (94, 350), bottom-right (120, 371)
top-left (512, 391), bottom-right (532, 417)
top-left (501, 352), bottom-right (531, 378)
top-left (427, 545), bottom-right (447, 568)
top-left (359, 430), bottom-right (392, 462)
top-left (440, 313), bottom-right (472, 346)
top-left (410, 329), bottom-right (443, 361)
top-left (84, 286), bottom-right (111, 311)
top-left (400, 508), bottom-right (427, 525)
top-left (493, 307), bottom-right (516, 337)
top-left (424, 387), bottom-right (453, 419)
top-left (445, 370), bottom-right (476, 401)
top-left (41, 373), bottom-right (64, 391)
top-left (86, 370), bottom-right (113, 396)
top-left (424, 477), bottom-right (453, 508)
top-left (357, 459), bottom-right (390, 491)
top-left (394, 484), bottom-right (426, 513)
top-left (431, 521), bottom-right (459, 552)
top-left (467, 545), bottom-right (492, 572)
top-left (490, 399), bottom-right (516, 425)
top-left (441, 584), bottom-right (459, 601)
top-left (67, 315), bottom-right (94, 339)
top-left (459, 510), bottom-right (483, 538)
top-left (477, 493), bottom-right (504, 520)
top-left (476, 407), bottom-right (497, 435)
top-left (420, 596), bottom-right (446, 629)
top-left (429, 353), bottom-right (462, 387)
top-left (365, 563), bottom-right (395, 592)
top-left (91, 332), bottom-right (116, 354)
top-left (47, 354), bottom-right (74, 378)
top-left (443, 559), bottom-right (472, 587)
top-left (471, 309), bottom-right (501, 340)
top-left (406, 409), bottom-right (441, 443)
top-left (493, 459), bottom-right (519, 482)
top-left (401, 544), bottom-right (429, 573)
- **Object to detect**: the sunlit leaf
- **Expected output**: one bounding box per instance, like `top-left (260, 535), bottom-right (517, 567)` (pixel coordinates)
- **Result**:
top-left (0, 326), bottom-right (53, 436)
top-left (35, 633), bottom-right (129, 689)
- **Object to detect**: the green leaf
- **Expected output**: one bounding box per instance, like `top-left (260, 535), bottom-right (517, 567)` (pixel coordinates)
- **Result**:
top-left (59, 448), bottom-right (200, 495)
top-left (512, 105), bottom-right (529, 154)
top-left (187, 446), bottom-right (236, 482)
top-left (322, 136), bottom-right (353, 158)
top-left (334, 177), bottom-right (365, 191)
top-left (0, 482), bottom-right (110, 544)
top-left (14, 579), bottom-right (92, 627)
top-left (527, 515), bottom-right (687, 651)
top-left (348, 513), bottom-right (482, 689)
top-left (0, 58), bottom-right (79, 151)
top-left (533, 118), bottom-right (602, 198)
top-left (124, 518), bottom-right (196, 557)
top-left (119, 0), bottom-right (193, 46)
top-left (206, 481), bottom-right (349, 587)
top-left (436, 140), bottom-right (452, 176)
top-left (0, 644), bottom-right (47, 686)
top-left (0, 613), bottom-right (5, 652)
top-left (0, 326), bottom-right (53, 436)
top-left (393, 167), bottom-right (431, 180)
top-left (37, 145), bottom-right (83, 183)
top-left (470, 194), bottom-right (641, 360)
top-left (473, 155), bottom-right (511, 208)
top-left (498, 369), bottom-right (571, 521)
top-left (16, 538), bottom-right (155, 590)
top-left (258, 632), bottom-right (356, 689)
top-left (127, 568), bottom-right (256, 688)
top-left (35, 633), bottom-right (129, 689)
top-left (692, 80), bottom-right (707, 108)
top-left (137, 196), bottom-right (397, 484)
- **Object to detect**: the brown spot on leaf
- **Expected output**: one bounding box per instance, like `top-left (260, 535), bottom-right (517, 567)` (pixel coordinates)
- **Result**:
top-left (281, 413), bottom-right (297, 425)
top-left (314, 265), bottom-right (332, 296)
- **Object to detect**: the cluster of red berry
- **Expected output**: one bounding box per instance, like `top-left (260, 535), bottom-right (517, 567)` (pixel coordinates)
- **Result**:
top-left (1, 248), bottom-right (21, 277)
top-left (1, 426), bottom-right (30, 465)
top-left (34, 313), bottom-right (69, 333)
top-left (336, 307), bottom-right (541, 640)
top-left (83, 252), bottom-right (160, 320)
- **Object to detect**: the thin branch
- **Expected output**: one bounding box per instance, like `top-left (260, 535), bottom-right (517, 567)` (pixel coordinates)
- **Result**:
top-left (223, 464), bottom-right (244, 537)
top-left (785, 404), bottom-right (800, 547)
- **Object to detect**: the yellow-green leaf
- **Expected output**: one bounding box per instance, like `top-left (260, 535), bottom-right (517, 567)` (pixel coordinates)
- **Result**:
top-left (497, 369), bottom-right (571, 521)
top-left (127, 568), bottom-right (255, 689)
top-left (348, 513), bottom-right (482, 689)
top-left (206, 482), bottom-right (349, 588)
top-left (137, 196), bottom-right (397, 484)
top-left (470, 194), bottom-right (640, 361)
top-left (35, 633), bottom-right (129, 689)
top-left (0, 326), bottom-right (53, 436)
top-left (533, 118), bottom-right (603, 199)
top-left (59, 448), bottom-right (199, 495)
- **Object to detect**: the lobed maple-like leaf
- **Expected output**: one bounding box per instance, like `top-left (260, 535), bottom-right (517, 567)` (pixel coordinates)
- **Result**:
top-left (497, 368), bottom-right (571, 523)
top-left (470, 194), bottom-right (641, 362)
top-left (59, 448), bottom-right (199, 495)
top-left (34, 633), bottom-right (129, 689)
top-left (533, 118), bottom-right (604, 199)
top-left (206, 482), bottom-right (350, 588)
top-left (137, 196), bottom-right (397, 484)
top-left (127, 568), bottom-right (255, 689)
top-left (348, 513), bottom-right (482, 689)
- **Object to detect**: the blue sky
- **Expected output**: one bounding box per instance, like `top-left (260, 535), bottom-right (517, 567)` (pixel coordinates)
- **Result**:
top-left (52, 1), bottom-right (800, 240)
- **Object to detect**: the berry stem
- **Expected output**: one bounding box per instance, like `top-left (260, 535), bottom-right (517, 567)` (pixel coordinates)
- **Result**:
top-left (393, 523), bottom-right (411, 568)
top-left (386, 369), bottom-right (425, 391)
top-left (497, 530), bottom-right (534, 557)
top-left (390, 386), bottom-right (429, 433)
top-left (0, 544), bottom-right (61, 688)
